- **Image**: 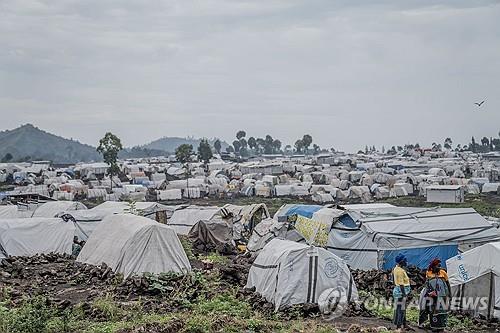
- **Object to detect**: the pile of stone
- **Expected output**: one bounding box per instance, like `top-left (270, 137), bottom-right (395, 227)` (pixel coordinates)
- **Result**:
top-left (351, 266), bottom-right (426, 298)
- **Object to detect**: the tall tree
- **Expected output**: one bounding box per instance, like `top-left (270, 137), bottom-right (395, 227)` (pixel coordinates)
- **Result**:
top-left (96, 132), bottom-right (123, 190)
top-left (302, 134), bottom-right (313, 154)
top-left (248, 137), bottom-right (257, 150)
top-left (232, 140), bottom-right (241, 153)
top-left (197, 139), bottom-right (213, 167)
top-left (264, 135), bottom-right (274, 154)
top-left (175, 144), bottom-right (194, 197)
top-left (444, 137), bottom-right (452, 150)
top-left (481, 137), bottom-right (490, 147)
top-left (213, 139), bottom-right (222, 154)
top-left (294, 139), bottom-right (304, 153)
top-left (175, 144), bottom-right (194, 164)
top-left (236, 130), bottom-right (246, 140)
top-left (273, 139), bottom-right (282, 153)
top-left (239, 138), bottom-right (248, 149)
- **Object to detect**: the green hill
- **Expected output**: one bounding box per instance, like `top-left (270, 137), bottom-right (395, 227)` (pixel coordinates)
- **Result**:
top-left (0, 124), bottom-right (101, 163)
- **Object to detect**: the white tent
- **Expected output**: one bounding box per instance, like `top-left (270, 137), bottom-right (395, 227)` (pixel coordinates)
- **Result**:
top-left (167, 205), bottom-right (220, 235)
top-left (246, 239), bottom-right (357, 311)
top-left (77, 214), bottom-right (191, 278)
top-left (0, 218), bottom-right (74, 259)
top-left (328, 206), bottom-right (500, 270)
top-left (61, 201), bottom-right (175, 241)
top-left (447, 242), bottom-right (500, 319)
top-left (0, 206), bottom-right (20, 218)
top-left (31, 201), bottom-right (87, 218)
top-left (274, 204), bottom-right (500, 270)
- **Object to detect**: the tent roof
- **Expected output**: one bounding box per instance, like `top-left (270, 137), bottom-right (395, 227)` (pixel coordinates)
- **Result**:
top-left (32, 201), bottom-right (87, 218)
top-left (77, 214), bottom-right (191, 277)
top-left (349, 207), bottom-right (499, 243)
top-left (447, 242), bottom-right (500, 286)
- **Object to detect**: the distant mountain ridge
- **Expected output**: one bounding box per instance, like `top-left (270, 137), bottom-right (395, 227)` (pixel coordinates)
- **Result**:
top-left (0, 124), bottom-right (101, 163)
top-left (142, 136), bottom-right (229, 153)
top-left (0, 124), bottom-right (227, 164)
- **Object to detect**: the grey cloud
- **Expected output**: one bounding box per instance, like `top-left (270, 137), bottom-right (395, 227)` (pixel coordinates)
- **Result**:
top-left (0, 0), bottom-right (499, 150)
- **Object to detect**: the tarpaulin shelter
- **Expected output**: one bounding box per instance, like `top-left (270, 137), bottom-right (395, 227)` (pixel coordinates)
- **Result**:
top-left (0, 205), bottom-right (19, 218)
top-left (0, 218), bottom-right (74, 259)
top-left (246, 239), bottom-right (357, 311)
top-left (447, 242), bottom-right (500, 319)
top-left (274, 204), bottom-right (500, 270)
top-left (188, 217), bottom-right (235, 253)
top-left (31, 201), bottom-right (87, 218)
top-left (167, 205), bottom-right (220, 235)
top-left (77, 214), bottom-right (191, 278)
top-left (328, 206), bottom-right (500, 270)
top-left (60, 201), bottom-right (174, 241)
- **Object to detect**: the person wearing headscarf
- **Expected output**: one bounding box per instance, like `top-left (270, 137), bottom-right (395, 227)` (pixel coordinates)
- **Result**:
top-left (418, 258), bottom-right (450, 331)
top-left (393, 254), bottom-right (411, 331)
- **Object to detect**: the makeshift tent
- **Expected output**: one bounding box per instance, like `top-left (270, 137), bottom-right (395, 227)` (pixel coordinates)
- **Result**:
top-left (246, 239), bottom-right (358, 311)
top-left (188, 217), bottom-right (235, 253)
top-left (221, 204), bottom-right (270, 240)
top-left (77, 214), bottom-right (191, 278)
top-left (0, 206), bottom-right (19, 218)
top-left (60, 201), bottom-right (174, 241)
top-left (31, 201), bottom-right (87, 218)
top-left (328, 206), bottom-right (500, 270)
top-left (274, 204), bottom-right (500, 270)
top-left (246, 218), bottom-right (288, 253)
top-left (0, 218), bottom-right (74, 259)
top-left (167, 205), bottom-right (220, 235)
top-left (447, 242), bottom-right (500, 319)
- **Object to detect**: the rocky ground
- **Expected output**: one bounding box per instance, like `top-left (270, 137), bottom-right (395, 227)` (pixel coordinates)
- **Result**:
top-left (1, 253), bottom-right (498, 332)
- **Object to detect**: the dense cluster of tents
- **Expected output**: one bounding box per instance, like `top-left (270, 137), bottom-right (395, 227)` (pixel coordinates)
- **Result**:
top-left (2, 198), bottom-right (500, 317)
top-left (2, 149), bottom-right (500, 204)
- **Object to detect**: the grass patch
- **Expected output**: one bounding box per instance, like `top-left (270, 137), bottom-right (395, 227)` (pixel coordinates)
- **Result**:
top-left (199, 252), bottom-right (228, 264)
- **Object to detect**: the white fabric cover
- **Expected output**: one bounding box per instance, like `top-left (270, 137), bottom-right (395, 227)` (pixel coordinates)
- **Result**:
top-left (77, 214), bottom-right (191, 278)
top-left (246, 239), bottom-right (358, 311)
top-left (158, 189), bottom-right (182, 200)
top-left (0, 206), bottom-right (20, 218)
top-left (0, 218), bottom-right (74, 258)
top-left (167, 206), bottom-right (219, 235)
top-left (32, 201), bottom-right (87, 218)
top-left (447, 242), bottom-right (500, 319)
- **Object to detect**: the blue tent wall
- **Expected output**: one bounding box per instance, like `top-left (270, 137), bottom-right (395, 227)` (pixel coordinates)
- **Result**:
top-left (382, 245), bottom-right (458, 270)
top-left (283, 205), bottom-right (323, 219)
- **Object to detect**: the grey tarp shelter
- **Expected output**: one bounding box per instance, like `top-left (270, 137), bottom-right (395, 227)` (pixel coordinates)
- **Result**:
top-left (31, 201), bottom-right (87, 218)
top-left (60, 201), bottom-right (174, 241)
top-left (447, 242), bottom-right (500, 319)
top-left (0, 218), bottom-right (74, 259)
top-left (246, 238), bottom-right (357, 311)
top-left (77, 214), bottom-right (191, 278)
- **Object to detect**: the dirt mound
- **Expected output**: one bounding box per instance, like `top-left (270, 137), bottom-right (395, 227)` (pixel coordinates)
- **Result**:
top-left (0, 253), bottom-right (119, 307)
top-left (351, 266), bottom-right (426, 297)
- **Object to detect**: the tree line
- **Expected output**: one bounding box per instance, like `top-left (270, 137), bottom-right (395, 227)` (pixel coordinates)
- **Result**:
top-left (360, 131), bottom-right (500, 155)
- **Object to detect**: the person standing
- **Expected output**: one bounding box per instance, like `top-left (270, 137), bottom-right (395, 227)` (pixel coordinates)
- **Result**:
top-left (393, 254), bottom-right (411, 332)
top-left (418, 258), bottom-right (450, 332)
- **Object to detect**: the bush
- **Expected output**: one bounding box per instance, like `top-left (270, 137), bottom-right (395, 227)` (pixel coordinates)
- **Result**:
top-left (1, 296), bottom-right (54, 333)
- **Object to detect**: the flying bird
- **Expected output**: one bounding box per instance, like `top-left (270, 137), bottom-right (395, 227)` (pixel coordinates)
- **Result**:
top-left (474, 100), bottom-right (485, 107)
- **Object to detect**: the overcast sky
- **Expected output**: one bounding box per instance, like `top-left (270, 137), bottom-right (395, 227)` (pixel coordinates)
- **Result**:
top-left (1, 0), bottom-right (499, 152)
